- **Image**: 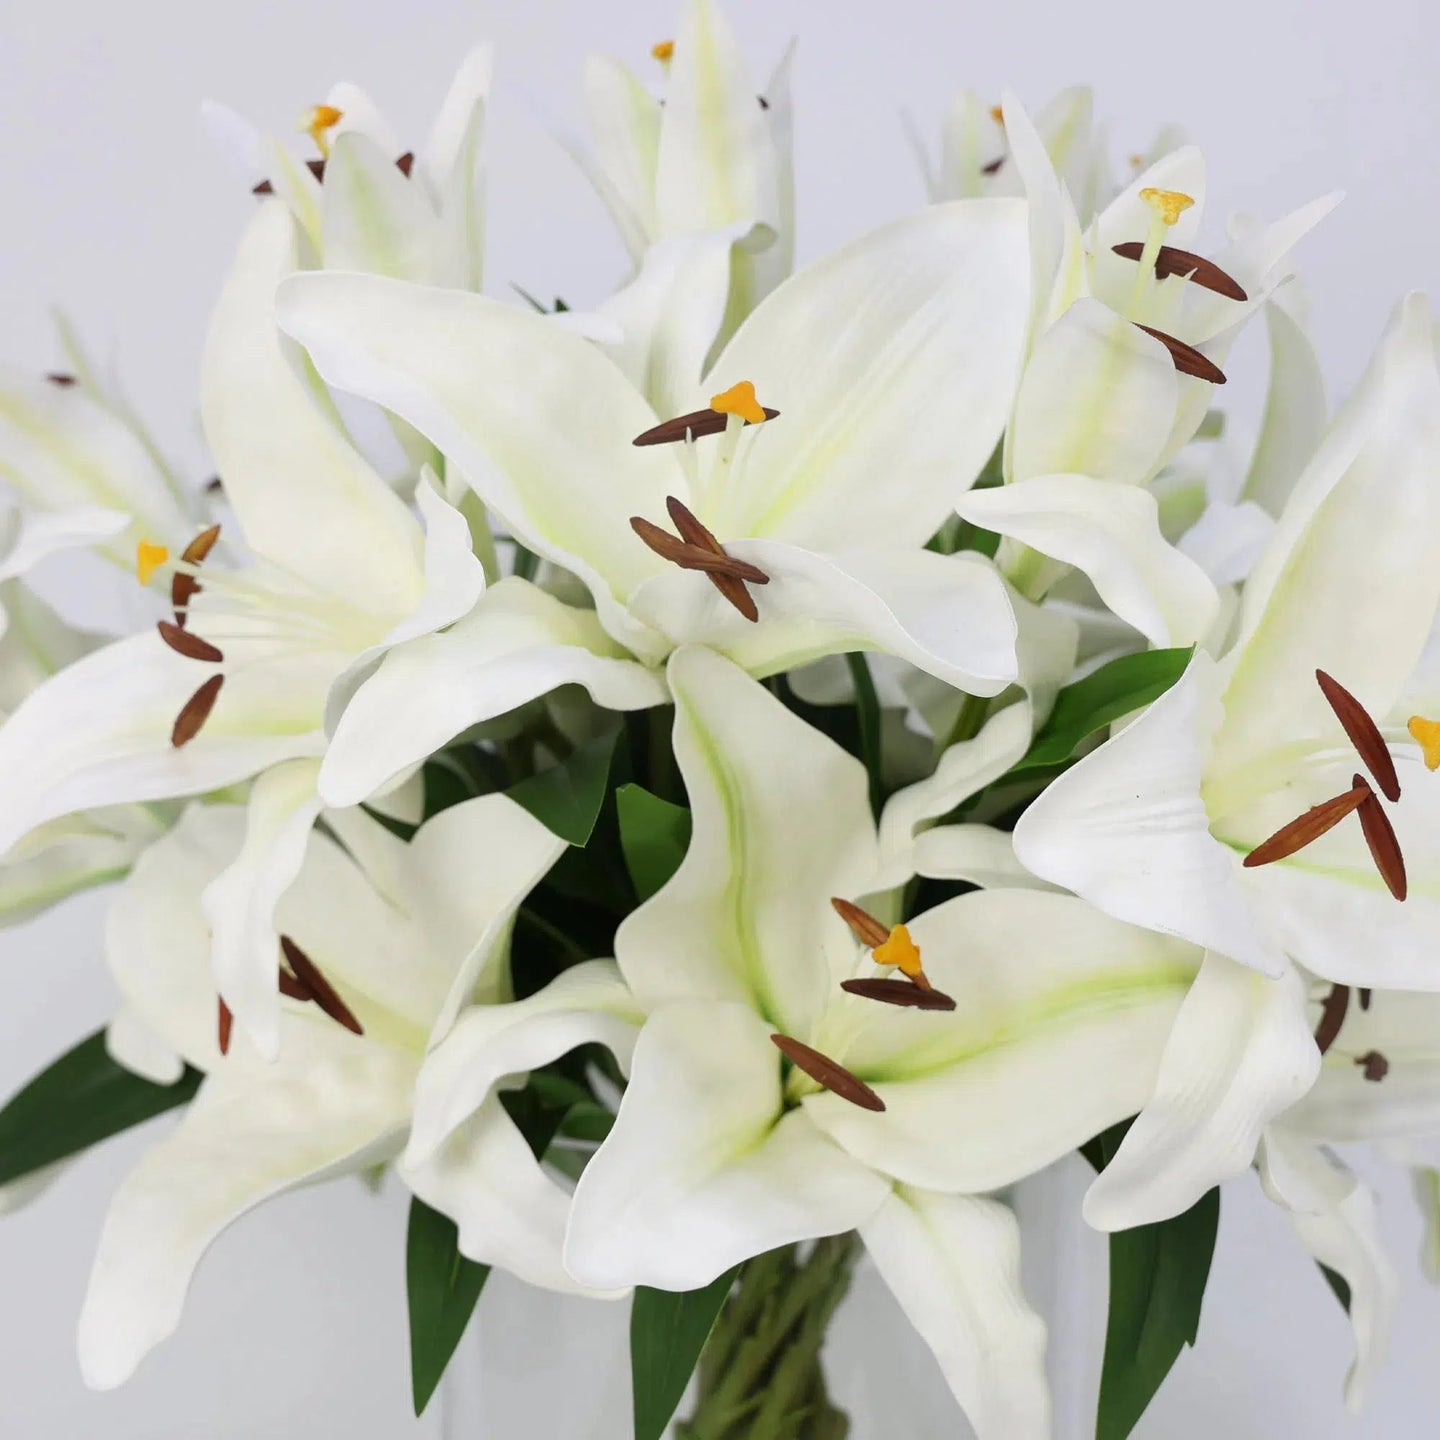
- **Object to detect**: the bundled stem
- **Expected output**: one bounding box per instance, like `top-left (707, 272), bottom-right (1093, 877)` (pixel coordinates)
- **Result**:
top-left (678, 1235), bottom-right (860, 1440)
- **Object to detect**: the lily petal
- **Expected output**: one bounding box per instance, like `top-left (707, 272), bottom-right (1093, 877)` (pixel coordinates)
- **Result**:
top-left (703, 200), bottom-right (1031, 548)
top-left (77, 1024), bottom-right (413, 1389)
top-left (1084, 954), bottom-right (1318, 1229)
top-left (1217, 291), bottom-right (1440, 768)
top-left (317, 578), bottom-right (666, 809)
top-left (404, 959), bottom-right (641, 1167)
top-left (807, 889), bottom-right (1196, 1192)
top-left (564, 1000), bottom-right (890, 1291)
top-left (1013, 651), bottom-right (1283, 975)
top-left (1258, 1130), bottom-right (1396, 1412)
top-left (627, 542), bottom-right (1020, 696)
top-left (1007, 298), bottom-right (1179, 485)
top-left (202, 204), bottom-right (425, 618)
top-left (617, 645), bottom-right (877, 1032)
top-left (276, 268), bottom-right (679, 628)
top-left (957, 473), bottom-right (1220, 646)
top-left (654, 0), bottom-right (779, 241)
top-left (873, 701), bottom-right (1034, 891)
top-left (861, 1186), bottom-right (1050, 1440)
top-left (201, 758), bottom-right (324, 1060)
top-left (0, 632), bottom-right (327, 858)
top-left (574, 54), bottom-right (662, 260)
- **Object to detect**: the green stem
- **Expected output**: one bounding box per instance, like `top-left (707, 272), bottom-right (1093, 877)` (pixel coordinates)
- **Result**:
top-left (678, 1236), bottom-right (859, 1440)
top-left (844, 654), bottom-right (883, 821)
top-left (940, 691), bottom-right (991, 754)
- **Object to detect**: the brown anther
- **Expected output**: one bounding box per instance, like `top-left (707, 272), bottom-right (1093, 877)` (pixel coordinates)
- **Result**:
top-left (280, 936), bottom-right (363, 1036)
top-left (1359, 987), bottom-right (1373, 1011)
top-left (632, 404), bottom-right (779, 447)
top-left (251, 179), bottom-right (275, 195)
top-left (156, 620), bottom-right (223, 664)
top-left (758, 95), bottom-right (771, 111)
top-left (629, 498), bottom-right (769, 624)
top-left (252, 157), bottom-right (329, 197)
top-left (840, 977), bottom-right (957, 1011)
top-left (1110, 242), bottom-right (1248, 302)
top-left (830, 897), bottom-right (891, 949)
top-left (278, 966), bottom-right (314, 1002)
top-left (172, 523), bottom-right (222, 626)
top-left (395, 150), bottom-right (415, 176)
top-left (1355, 775), bottom-right (1407, 901)
top-left (1134, 323), bottom-right (1227, 384)
top-left (1317, 670), bottom-right (1401, 802)
top-left (171, 674), bottom-right (224, 748)
top-left (770, 1034), bottom-right (885, 1112)
top-left (217, 997), bottom-right (234, 1056)
top-left (981, 156), bottom-right (1005, 175)
top-left (1313, 983), bottom-right (1350, 1057)
top-left (205, 475), bottom-right (223, 493)
top-left (1243, 782), bottom-right (1370, 868)
top-left (1356, 1050), bottom-right (1389, 1082)
top-left (46, 372), bottom-right (77, 387)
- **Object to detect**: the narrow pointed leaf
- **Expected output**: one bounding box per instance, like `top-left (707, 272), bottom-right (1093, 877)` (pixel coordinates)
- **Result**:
top-left (0, 1031), bottom-right (200, 1186)
top-left (508, 730), bottom-right (620, 846)
top-left (406, 1196), bottom-right (491, 1416)
top-left (1011, 647), bottom-right (1194, 779)
top-left (631, 1267), bottom-right (740, 1440)
top-left (1083, 1120), bottom-right (1220, 1440)
top-left (616, 783), bottom-right (693, 901)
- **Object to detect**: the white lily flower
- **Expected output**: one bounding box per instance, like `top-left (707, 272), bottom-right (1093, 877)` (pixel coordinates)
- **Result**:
top-left (952, 94), bottom-right (1339, 649)
top-left (276, 199), bottom-right (1033, 808)
top-left (78, 789), bottom-right (565, 1389)
top-left (404, 646), bottom-right (1199, 1438)
top-left (0, 202), bottom-right (489, 1051)
top-left (915, 86), bottom-right (1117, 224)
top-left (1012, 291), bottom-right (1440, 1228)
top-left (204, 47), bottom-right (491, 290)
top-left (571, 0), bottom-right (793, 304)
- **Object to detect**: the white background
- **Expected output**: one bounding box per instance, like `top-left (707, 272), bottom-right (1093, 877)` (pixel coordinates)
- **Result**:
top-left (2, 0), bottom-right (1439, 1435)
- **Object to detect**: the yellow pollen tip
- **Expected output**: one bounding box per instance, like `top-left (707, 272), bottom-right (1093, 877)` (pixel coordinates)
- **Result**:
top-left (652, 39), bottom-right (675, 62)
top-left (1140, 187), bottom-right (1194, 227)
top-left (989, 104), bottom-right (1004, 125)
top-left (873, 924), bottom-right (923, 979)
top-left (300, 103), bottom-right (344, 153)
top-left (710, 380), bottom-right (766, 425)
top-left (1408, 715), bottom-right (1440, 771)
top-left (136, 540), bottom-right (169, 587)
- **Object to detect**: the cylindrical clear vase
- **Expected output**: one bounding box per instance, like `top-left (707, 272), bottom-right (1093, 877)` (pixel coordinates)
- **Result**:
top-left (441, 1157), bottom-right (1103, 1439)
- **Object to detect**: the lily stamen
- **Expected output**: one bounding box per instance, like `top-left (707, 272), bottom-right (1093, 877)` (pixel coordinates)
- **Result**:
top-left (629, 496), bottom-right (770, 623)
top-left (280, 936), bottom-right (364, 1036)
top-left (171, 675), bottom-right (224, 748)
top-left (840, 977), bottom-right (957, 1011)
top-left (1317, 669), bottom-right (1400, 801)
top-left (217, 997), bottom-right (234, 1056)
top-left (1243, 781), bottom-right (1370, 868)
top-left (156, 620), bottom-right (223, 665)
top-left (632, 392), bottom-right (779, 447)
top-left (770, 1033), bottom-right (885, 1112)
top-left (1134, 323), bottom-right (1228, 384)
top-left (1314, 983), bottom-right (1350, 1056)
top-left (1355, 1050), bottom-right (1389, 1082)
top-left (1354, 773), bottom-right (1407, 900)
top-left (829, 897), bottom-right (936, 991)
top-left (172, 523), bottom-right (221, 624)
top-left (1110, 241), bottom-right (1248, 302)
top-left (299, 103), bottom-right (344, 158)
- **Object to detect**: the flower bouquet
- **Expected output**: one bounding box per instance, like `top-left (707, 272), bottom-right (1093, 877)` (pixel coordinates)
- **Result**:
top-left (1, 3), bottom-right (1436, 1436)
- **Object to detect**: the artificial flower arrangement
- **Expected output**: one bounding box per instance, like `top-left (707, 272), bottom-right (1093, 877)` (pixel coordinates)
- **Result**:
top-left (1, 2), bottom-right (1436, 1435)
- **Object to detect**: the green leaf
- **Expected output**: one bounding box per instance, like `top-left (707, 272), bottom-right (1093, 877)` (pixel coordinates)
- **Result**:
top-left (630, 1268), bottom-right (739, 1440)
top-left (1084, 1120), bottom-right (1220, 1440)
top-left (1320, 1263), bottom-right (1352, 1312)
top-left (0, 1030), bottom-right (201, 1187)
top-left (406, 1197), bottom-right (491, 1416)
top-left (616, 784), bottom-right (692, 902)
top-left (508, 730), bottom-right (620, 846)
top-left (845, 653), bottom-right (884, 820)
top-left (1012, 647), bottom-right (1194, 780)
